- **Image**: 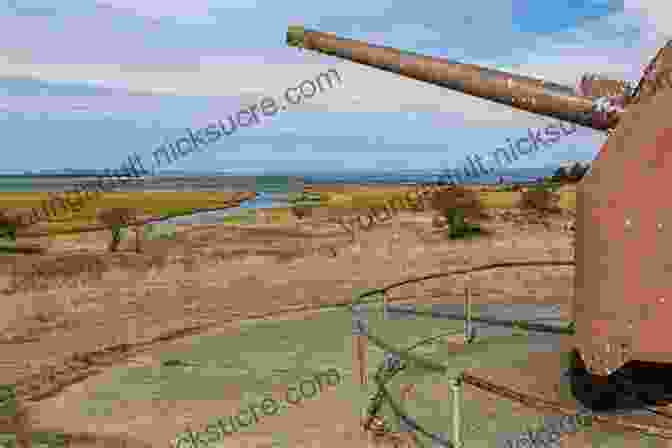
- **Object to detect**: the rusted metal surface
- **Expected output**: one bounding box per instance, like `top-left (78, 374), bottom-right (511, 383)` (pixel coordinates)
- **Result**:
top-left (286, 25), bottom-right (615, 131)
top-left (576, 74), bottom-right (635, 99)
top-left (287, 27), bottom-right (672, 136)
top-left (631, 41), bottom-right (672, 106)
top-left (574, 88), bottom-right (672, 373)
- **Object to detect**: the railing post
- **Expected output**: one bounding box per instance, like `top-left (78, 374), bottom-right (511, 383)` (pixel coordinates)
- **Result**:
top-left (464, 287), bottom-right (472, 344)
top-left (352, 299), bottom-right (368, 387)
top-left (352, 216), bottom-right (361, 247)
top-left (398, 383), bottom-right (416, 447)
top-left (450, 377), bottom-right (463, 448)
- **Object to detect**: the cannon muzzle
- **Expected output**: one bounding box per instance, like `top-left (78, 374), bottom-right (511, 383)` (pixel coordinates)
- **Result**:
top-left (287, 25), bottom-right (622, 131)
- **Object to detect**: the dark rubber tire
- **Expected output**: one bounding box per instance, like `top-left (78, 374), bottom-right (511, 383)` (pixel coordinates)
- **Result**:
top-left (569, 349), bottom-right (645, 411)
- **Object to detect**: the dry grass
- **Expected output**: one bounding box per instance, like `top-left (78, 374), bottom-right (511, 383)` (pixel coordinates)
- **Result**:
top-left (1, 242), bottom-right (178, 294)
top-left (478, 191), bottom-right (522, 209)
top-left (323, 188), bottom-right (577, 213)
top-left (0, 191), bottom-right (253, 234)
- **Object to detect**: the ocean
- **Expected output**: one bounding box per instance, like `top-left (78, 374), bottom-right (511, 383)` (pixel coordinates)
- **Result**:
top-left (0, 167), bottom-right (558, 192)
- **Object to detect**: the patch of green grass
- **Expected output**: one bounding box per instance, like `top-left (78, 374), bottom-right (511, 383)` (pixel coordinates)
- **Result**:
top-left (0, 431), bottom-right (69, 448)
top-left (442, 208), bottom-right (486, 240)
top-left (143, 222), bottom-right (177, 240)
top-left (528, 182), bottom-right (562, 193)
top-left (219, 210), bottom-right (258, 225)
top-left (75, 304), bottom-right (639, 448)
top-left (0, 224), bottom-right (16, 242)
top-left (161, 207), bottom-right (200, 219)
top-left (288, 192), bottom-right (323, 204)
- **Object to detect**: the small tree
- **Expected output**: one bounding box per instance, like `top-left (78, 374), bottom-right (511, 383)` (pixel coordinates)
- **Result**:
top-left (0, 221), bottom-right (17, 242)
top-left (429, 187), bottom-right (485, 239)
top-left (98, 208), bottom-right (143, 253)
top-left (0, 208), bottom-right (32, 242)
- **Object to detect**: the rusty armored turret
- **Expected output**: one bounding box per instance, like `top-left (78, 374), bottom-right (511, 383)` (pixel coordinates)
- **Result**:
top-left (287, 25), bottom-right (672, 411)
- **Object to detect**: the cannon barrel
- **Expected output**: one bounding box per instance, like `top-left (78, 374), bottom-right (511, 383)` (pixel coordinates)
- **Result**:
top-left (287, 26), bottom-right (621, 131)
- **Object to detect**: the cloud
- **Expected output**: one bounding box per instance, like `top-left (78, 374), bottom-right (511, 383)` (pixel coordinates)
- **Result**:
top-left (624, 0), bottom-right (672, 39)
top-left (94, 0), bottom-right (236, 20)
top-left (2, 0), bottom-right (666, 172)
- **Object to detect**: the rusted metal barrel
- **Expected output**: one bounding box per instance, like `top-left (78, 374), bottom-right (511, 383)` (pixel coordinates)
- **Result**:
top-left (287, 25), bottom-right (621, 130)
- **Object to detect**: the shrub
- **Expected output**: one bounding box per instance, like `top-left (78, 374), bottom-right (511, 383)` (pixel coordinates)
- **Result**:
top-left (97, 208), bottom-right (140, 252)
top-left (429, 187), bottom-right (486, 239)
top-left (0, 223), bottom-right (17, 241)
top-left (291, 205), bottom-right (316, 220)
top-left (529, 179), bottom-right (562, 193)
top-left (520, 190), bottom-right (561, 212)
top-left (429, 187), bottom-right (483, 219)
top-left (443, 208), bottom-right (485, 239)
top-left (144, 222), bottom-right (177, 240)
top-left (288, 192), bottom-right (323, 204)
top-left (0, 208), bottom-right (33, 239)
top-left (220, 211), bottom-right (257, 225)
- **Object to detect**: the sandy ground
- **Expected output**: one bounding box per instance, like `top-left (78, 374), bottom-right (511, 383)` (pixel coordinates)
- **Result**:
top-left (1, 198), bottom-right (637, 447)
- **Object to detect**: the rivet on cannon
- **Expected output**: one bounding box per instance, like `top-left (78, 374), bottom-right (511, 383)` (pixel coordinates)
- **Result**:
top-left (659, 297), bottom-right (665, 304)
top-left (658, 223), bottom-right (664, 231)
top-left (625, 218), bottom-right (632, 229)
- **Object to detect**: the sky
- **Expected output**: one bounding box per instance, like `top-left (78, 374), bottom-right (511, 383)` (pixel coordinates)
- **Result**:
top-left (0, 0), bottom-right (670, 174)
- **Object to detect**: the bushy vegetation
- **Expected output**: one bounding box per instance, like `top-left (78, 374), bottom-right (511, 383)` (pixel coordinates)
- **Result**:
top-left (220, 210), bottom-right (258, 225)
top-left (0, 222), bottom-right (17, 241)
top-left (144, 222), bottom-right (177, 240)
top-left (97, 208), bottom-right (141, 252)
top-left (495, 185), bottom-right (519, 192)
top-left (442, 207), bottom-right (484, 239)
top-left (520, 189), bottom-right (561, 212)
top-left (429, 187), bottom-right (487, 239)
top-left (289, 192), bottom-right (324, 220)
top-left (496, 178), bottom-right (561, 193)
top-left (291, 206), bottom-right (311, 220)
top-left (529, 178), bottom-right (562, 193)
top-left (288, 192), bottom-right (323, 204)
